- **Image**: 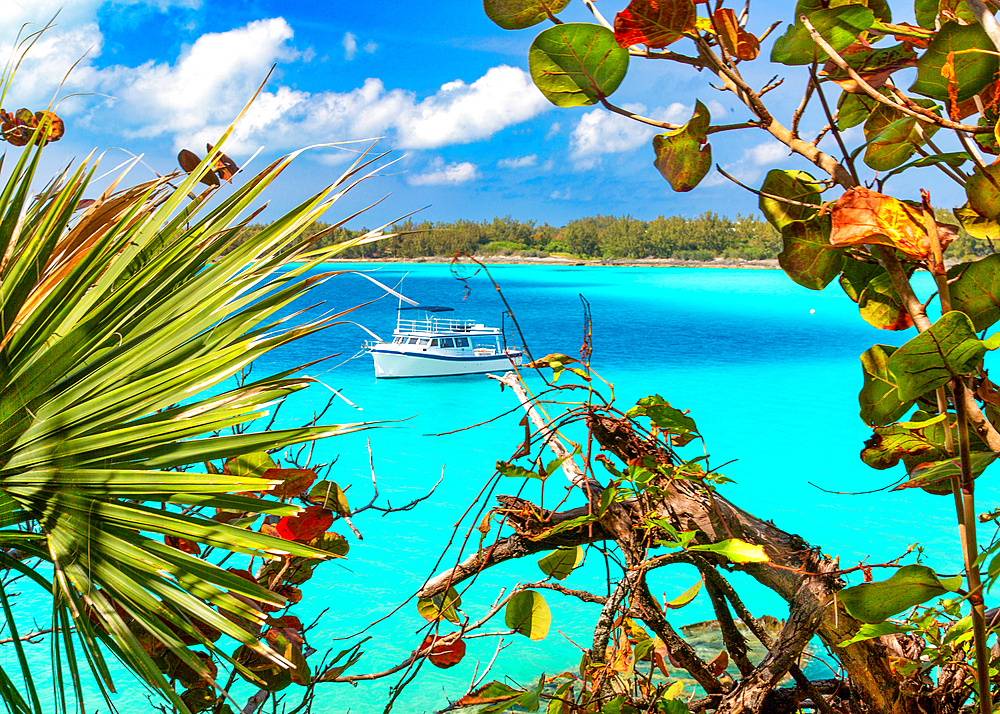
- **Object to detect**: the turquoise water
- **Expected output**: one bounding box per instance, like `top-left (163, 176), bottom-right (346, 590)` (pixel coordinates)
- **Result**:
top-left (17, 264), bottom-right (999, 713)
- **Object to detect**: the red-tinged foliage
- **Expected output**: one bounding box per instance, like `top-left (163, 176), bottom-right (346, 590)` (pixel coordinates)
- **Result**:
top-left (830, 187), bottom-right (957, 260)
top-left (614, 0), bottom-right (696, 49)
top-left (276, 505), bottom-right (333, 542)
top-left (419, 634), bottom-right (467, 668)
top-left (263, 467), bottom-right (317, 499)
top-left (0, 108), bottom-right (64, 146)
top-left (713, 8), bottom-right (759, 61)
top-left (165, 535), bottom-right (202, 556)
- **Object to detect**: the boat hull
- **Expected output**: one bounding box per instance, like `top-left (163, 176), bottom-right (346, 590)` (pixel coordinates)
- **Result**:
top-left (370, 349), bottom-right (522, 378)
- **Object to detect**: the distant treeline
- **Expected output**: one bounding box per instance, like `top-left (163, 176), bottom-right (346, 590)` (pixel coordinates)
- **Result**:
top-left (237, 211), bottom-right (991, 262)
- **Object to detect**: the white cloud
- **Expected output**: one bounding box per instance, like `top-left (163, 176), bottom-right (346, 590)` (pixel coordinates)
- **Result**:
top-left (569, 102), bottom-right (700, 168)
top-left (6, 10), bottom-right (550, 157)
top-left (408, 159), bottom-right (478, 186)
top-left (342, 32), bottom-right (358, 61)
top-left (363, 41), bottom-right (378, 54)
top-left (545, 122), bottom-right (561, 140)
top-left (745, 141), bottom-right (788, 166)
top-left (497, 154), bottom-right (537, 168)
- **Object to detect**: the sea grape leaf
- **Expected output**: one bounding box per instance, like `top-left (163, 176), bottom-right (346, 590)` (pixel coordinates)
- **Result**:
top-left (484, 0), bottom-right (571, 30)
top-left (275, 505), bottom-right (333, 542)
top-left (859, 345), bottom-right (914, 426)
top-left (505, 590), bottom-right (551, 640)
top-left (614, 0), bottom-right (697, 49)
top-left (664, 579), bottom-right (702, 609)
top-left (529, 24), bottom-right (629, 107)
top-left (911, 21), bottom-right (1000, 103)
top-left (652, 100), bottom-right (712, 192)
top-left (309, 531), bottom-right (349, 557)
top-left (417, 587), bottom-right (462, 624)
top-left (265, 467), bottom-right (316, 500)
top-left (861, 413), bottom-right (952, 470)
top-left (965, 163), bottom-right (1000, 221)
top-left (880, 152), bottom-right (968, 183)
top-left (225, 452), bottom-right (277, 480)
top-left (778, 215), bottom-right (844, 290)
top-left (864, 114), bottom-right (940, 171)
top-left (498, 460), bottom-right (544, 480)
top-left (955, 202), bottom-right (1000, 239)
top-left (770, 6), bottom-right (875, 66)
top-left (830, 187), bottom-right (958, 261)
top-left (688, 538), bottom-right (769, 563)
top-left (713, 8), bottom-right (759, 60)
top-left (626, 394), bottom-right (699, 446)
top-left (857, 270), bottom-right (914, 331)
top-left (839, 564), bottom-right (962, 623)
top-left (457, 681), bottom-right (520, 707)
top-left (547, 682), bottom-right (574, 714)
top-left (839, 621), bottom-right (917, 647)
top-left (838, 91), bottom-right (882, 129)
top-left (538, 546), bottom-right (583, 580)
top-left (307, 479), bottom-right (351, 515)
top-left (893, 452), bottom-right (997, 494)
top-left (948, 254), bottom-right (1000, 330)
top-left (839, 260), bottom-right (884, 303)
top-left (888, 311), bottom-right (998, 401)
top-left (821, 42), bottom-right (916, 93)
top-left (419, 634), bottom-right (467, 669)
top-left (759, 169), bottom-right (822, 230)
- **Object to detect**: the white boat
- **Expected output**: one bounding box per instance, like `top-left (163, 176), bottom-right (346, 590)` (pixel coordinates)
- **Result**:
top-left (364, 306), bottom-right (523, 378)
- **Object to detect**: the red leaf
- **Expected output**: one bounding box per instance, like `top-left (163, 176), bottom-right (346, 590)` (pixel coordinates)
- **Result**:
top-left (419, 634), bottom-right (467, 668)
top-left (713, 8), bottom-right (759, 61)
top-left (165, 535), bottom-right (202, 556)
top-left (614, 0), bottom-right (696, 49)
top-left (275, 506), bottom-right (333, 542)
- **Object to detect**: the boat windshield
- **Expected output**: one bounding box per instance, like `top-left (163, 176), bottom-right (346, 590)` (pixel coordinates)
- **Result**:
top-left (440, 338), bottom-right (454, 348)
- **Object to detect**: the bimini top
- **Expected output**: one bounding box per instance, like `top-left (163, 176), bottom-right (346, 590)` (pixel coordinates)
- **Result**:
top-left (398, 305), bottom-right (454, 313)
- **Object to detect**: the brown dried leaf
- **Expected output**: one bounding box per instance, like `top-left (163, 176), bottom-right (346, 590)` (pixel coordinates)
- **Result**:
top-left (830, 187), bottom-right (957, 260)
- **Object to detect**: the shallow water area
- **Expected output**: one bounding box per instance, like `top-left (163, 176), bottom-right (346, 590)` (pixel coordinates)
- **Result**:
top-left (22, 262), bottom-right (998, 714)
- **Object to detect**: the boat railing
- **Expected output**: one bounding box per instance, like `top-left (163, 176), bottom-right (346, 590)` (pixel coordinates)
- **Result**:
top-left (395, 317), bottom-right (488, 334)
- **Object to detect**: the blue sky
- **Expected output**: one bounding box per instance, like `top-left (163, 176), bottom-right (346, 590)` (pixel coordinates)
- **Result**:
top-left (5, 0), bottom-right (968, 229)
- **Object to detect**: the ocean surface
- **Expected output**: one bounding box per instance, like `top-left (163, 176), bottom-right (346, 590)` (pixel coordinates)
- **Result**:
top-left (18, 263), bottom-right (1000, 713)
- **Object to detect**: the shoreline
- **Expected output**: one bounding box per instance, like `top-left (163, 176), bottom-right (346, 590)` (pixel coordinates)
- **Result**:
top-left (330, 255), bottom-right (781, 269)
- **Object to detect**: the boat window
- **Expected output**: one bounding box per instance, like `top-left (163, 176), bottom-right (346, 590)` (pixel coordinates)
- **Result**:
top-left (407, 338), bottom-right (419, 345)
top-left (418, 338), bottom-right (430, 346)
top-left (440, 338), bottom-right (454, 348)
top-left (455, 337), bottom-right (470, 347)
top-left (430, 339), bottom-right (438, 347)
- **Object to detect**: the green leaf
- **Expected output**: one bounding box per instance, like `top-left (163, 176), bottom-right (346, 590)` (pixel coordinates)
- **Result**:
top-left (966, 163), bottom-right (1000, 221)
top-left (688, 538), bottom-right (769, 563)
top-left (955, 202), bottom-right (1000, 240)
top-left (759, 169), bottom-right (822, 230)
top-left (497, 460), bottom-right (544, 480)
top-left (770, 6), bottom-right (875, 66)
top-left (484, 0), bottom-right (571, 30)
top-left (779, 215), bottom-right (844, 290)
top-left (838, 91), bottom-right (883, 130)
top-left (894, 452), bottom-right (997, 494)
top-left (528, 24), bottom-right (629, 107)
top-left (839, 564), bottom-right (962, 623)
top-left (225, 452), bottom-right (276, 480)
top-left (505, 590), bottom-right (551, 640)
top-left (664, 579), bottom-right (702, 609)
top-left (538, 546), bottom-right (583, 580)
top-left (306, 479), bottom-right (350, 515)
top-left (910, 21), bottom-right (1000, 102)
top-left (864, 115), bottom-right (940, 171)
top-left (626, 395), bottom-right (699, 446)
top-left (839, 621), bottom-right (917, 647)
top-left (948, 254), bottom-right (1000, 331)
top-left (881, 152), bottom-right (968, 183)
top-left (0, 493), bottom-right (24, 528)
top-left (860, 345), bottom-right (914, 427)
top-left (417, 587), bottom-right (462, 624)
top-left (888, 311), bottom-right (995, 401)
top-left (546, 681), bottom-right (574, 714)
top-left (652, 101), bottom-right (712, 192)
top-left (861, 413), bottom-right (952, 470)
top-left (858, 270), bottom-right (914, 331)
top-left (839, 260), bottom-right (884, 303)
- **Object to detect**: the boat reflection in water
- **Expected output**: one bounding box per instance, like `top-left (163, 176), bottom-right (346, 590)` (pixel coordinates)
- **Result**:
top-left (364, 305), bottom-right (523, 378)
